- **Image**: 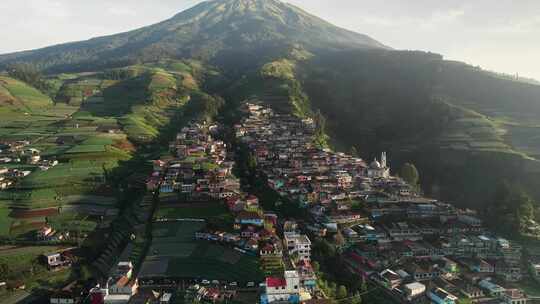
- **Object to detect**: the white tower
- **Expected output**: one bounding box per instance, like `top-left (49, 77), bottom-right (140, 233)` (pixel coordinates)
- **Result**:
top-left (381, 152), bottom-right (387, 168)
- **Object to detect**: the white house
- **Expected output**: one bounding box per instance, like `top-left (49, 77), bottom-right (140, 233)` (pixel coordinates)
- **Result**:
top-left (502, 289), bottom-right (528, 304)
top-left (284, 234), bottom-right (311, 261)
top-left (479, 279), bottom-right (506, 297)
top-left (428, 288), bottom-right (458, 304)
top-left (261, 270), bottom-right (301, 304)
top-left (404, 282), bottom-right (426, 299)
top-left (104, 262), bottom-right (138, 304)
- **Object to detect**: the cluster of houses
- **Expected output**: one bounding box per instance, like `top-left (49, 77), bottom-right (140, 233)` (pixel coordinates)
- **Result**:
top-left (88, 261), bottom-right (139, 304)
top-left (142, 120), bottom-right (320, 303)
top-left (0, 141), bottom-right (59, 189)
top-left (183, 284), bottom-right (236, 303)
top-left (147, 123), bottom-right (239, 200)
top-left (236, 103), bottom-right (534, 304)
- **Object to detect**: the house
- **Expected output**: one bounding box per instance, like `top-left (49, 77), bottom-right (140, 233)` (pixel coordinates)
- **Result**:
top-left (374, 269), bottom-right (402, 289)
top-left (235, 211), bottom-right (264, 227)
top-left (529, 260), bottom-right (540, 278)
top-left (403, 282), bottom-right (426, 300)
top-left (103, 262), bottom-right (139, 303)
top-left (384, 222), bottom-right (422, 241)
top-left (260, 271), bottom-right (301, 304)
top-left (495, 261), bottom-right (522, 282)
top-left (284, 234), bottom-right (311, 261)
top-left (479, 279), bottom-right (505, 297)
top-left (467, 258), bottom-right (494, 273)
top-left (37, 226), bottom-right (55, 240)
top-left (427, 288), bottom-right (458, 304)
top-left (42, 253), bottom-right (71, 269)
top-left (405, 260), bottom-right (446, 281)
top-left (50, 290), bottom-right (80, 304)
top-left (502, 289), bottom-right (528, 304)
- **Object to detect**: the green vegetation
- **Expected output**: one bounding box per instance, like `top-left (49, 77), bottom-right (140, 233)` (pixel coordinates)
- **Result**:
top-left (154, 204), bottom-right (229, 220)
top-left (486, 181), bottom-right (537, 235)
top-left (400, 163), bottom-right (420, 189)
top-left (300, 49), bottom-right (540, 235)
top-left (261, 59), bottom-right (296, 80)
top-left (0, 246), bottom-right (65, 276)
top-left (0, 206), bottom-right (14, 236)
top-left (146, 220), bottom-right (263, 283)
top-left (6, 63), bottom-right (57, 96)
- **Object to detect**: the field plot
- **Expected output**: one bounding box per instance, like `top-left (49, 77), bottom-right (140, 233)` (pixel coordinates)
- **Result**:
top-left (140, 220), bottom-right (263, 284)
top-left (0, 205), bottom-right (14, 236)
top-left (0, 245), bottom-right (66, 272)
top-left (154, 202), bottom-right (229, 220)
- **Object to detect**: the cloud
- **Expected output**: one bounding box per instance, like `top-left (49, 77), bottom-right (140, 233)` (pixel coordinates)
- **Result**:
top-left (488, 15), bottom-right (540, 34)
top-left (29, 0), bottom-right (71, 18)
top-left (420, 9), bottom-right (465, 30)
top-left (106, 6), bottom-right (138, 17)
top-left (355, 7), bottom-right (466, 31)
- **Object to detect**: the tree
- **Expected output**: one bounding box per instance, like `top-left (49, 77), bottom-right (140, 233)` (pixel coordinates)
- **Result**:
top-left (360, 276), bottom-right (368, 292)
top-left (400, 162), bottom-right (420, 188)
top-left (350, 146), bottom-right (360, 157)
top-left (328, 282), bottom-right (337, 297)
top-left (337, 285), bottom-right (348, 299)
top-left (7, 63), bottom-right (54, 95)
top-left (313, 110), bottom-right (329, 148)
top-left (312, 261), bottom-right (320, 273)
top-left (0, 263), bottom-right (9, 277)
top-left (349, 292), bottom-right (362, 304)
top-left (489, 181), bottom-right (537, 235)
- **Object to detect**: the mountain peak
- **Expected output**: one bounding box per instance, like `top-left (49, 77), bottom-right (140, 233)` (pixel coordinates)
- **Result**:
top-left (0, 0), bottom-right (386, 73)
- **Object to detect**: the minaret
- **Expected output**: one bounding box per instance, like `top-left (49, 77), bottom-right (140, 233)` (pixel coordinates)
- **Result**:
top-left (381, 152), bottom-right (387, 168)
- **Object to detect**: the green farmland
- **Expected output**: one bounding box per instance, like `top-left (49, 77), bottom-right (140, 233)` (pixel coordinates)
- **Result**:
top-left (141, 220), bottom-right (263, 283)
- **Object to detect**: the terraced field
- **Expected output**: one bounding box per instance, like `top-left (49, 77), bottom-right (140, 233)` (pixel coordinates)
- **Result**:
top-left (140, 220), bottom-right (263, 284)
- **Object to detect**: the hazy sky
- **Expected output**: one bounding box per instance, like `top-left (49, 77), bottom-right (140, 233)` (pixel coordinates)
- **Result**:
top-left (1, 0), bottom-right (539, 80)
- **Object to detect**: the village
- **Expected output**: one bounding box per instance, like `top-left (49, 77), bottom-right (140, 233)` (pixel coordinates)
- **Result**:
top-left (232, 103), bottom-right (540, 304)
top-left (0, 141), bottom-right (59, 190)
top-left (4, 101), bottom-right (540, 304)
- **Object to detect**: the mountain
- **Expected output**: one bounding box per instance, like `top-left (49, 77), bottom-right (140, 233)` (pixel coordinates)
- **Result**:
top-left (0, 0), bottom-right (385, 73)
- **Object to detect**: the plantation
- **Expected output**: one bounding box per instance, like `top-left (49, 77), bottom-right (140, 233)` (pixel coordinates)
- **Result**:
top-left (0, 246), bottom-right (66, 273)
top-left (165, 244), bottom-right (262, 282)
top-left (142, 220), bottom-right (263, 283)
top-left (0, 205), bottom-right (14, 236)
top-left (154, 203), bottom-right (229, 220)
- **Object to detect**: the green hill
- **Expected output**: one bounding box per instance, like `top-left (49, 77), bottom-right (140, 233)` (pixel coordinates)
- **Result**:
top-left (296, 49), bottom-right (540, 220)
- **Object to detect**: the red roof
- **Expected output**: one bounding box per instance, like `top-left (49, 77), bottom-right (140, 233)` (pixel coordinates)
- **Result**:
top-left (246, 195), bottom-right (259, 201)
top-left (266, 277), bottom-right (287, 288)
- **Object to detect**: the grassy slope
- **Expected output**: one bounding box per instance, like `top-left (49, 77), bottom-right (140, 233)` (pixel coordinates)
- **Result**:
top-left (298, 49), bottom-right (540, 213)
top-left (0, 60), bottom-right (217, 232)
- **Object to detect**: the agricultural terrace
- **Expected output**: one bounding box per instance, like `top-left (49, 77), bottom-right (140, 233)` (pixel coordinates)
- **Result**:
top-left (139, 220), bottom-right (263, 285)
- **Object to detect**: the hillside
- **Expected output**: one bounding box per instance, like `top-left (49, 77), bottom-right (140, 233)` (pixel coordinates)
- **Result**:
top-left (0, 0), bottom-right (385, 73)
top-left (297, 49), bottom-right (540, 219)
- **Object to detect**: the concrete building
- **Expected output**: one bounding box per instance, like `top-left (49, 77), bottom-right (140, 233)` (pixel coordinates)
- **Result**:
top-left (284, 234), bottom-right (311, 261)
top-left (261, 270), bottom-right (301, 304)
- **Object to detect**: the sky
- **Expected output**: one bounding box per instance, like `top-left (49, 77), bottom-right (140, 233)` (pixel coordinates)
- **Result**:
top-left (0, 0), bottom-right (539, 80)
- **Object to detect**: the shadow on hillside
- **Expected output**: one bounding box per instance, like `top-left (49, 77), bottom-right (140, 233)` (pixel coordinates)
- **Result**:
top-left (79, 74), bottom-right (153, 118)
